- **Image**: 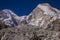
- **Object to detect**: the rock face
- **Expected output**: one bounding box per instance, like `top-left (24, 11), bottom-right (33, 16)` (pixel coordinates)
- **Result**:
top-left (26, 3), bottom-right (60, 29)
top-left (0, 3), bottom-right (60, 40)
top-left (0, 24), bottom-right (60, 40)
top-left (0, 9), bottom-right (19, 27)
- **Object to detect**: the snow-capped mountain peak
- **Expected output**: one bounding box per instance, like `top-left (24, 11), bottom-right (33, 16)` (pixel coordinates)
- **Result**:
top-left (25, 3), bottom-right (60, 29)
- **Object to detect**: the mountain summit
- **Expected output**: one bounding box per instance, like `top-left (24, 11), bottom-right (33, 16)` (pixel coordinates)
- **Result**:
top-left (25, 3), bottom-right (60, 29)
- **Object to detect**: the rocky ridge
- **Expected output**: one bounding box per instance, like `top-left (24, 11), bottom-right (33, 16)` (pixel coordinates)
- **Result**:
top-left (0, 3), bottom-right (60, 40)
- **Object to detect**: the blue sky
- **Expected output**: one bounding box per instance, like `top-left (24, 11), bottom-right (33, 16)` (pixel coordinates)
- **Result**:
top-left (0, 0), bottom-right (59, 16)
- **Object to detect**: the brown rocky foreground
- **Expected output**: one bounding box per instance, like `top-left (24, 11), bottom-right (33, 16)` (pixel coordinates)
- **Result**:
top-left (0, 23), bottom-right (60, 40)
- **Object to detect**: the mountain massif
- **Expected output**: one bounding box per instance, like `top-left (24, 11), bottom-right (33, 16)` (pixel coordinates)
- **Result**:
top-left (0, 3), bottom-right (60, 40)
